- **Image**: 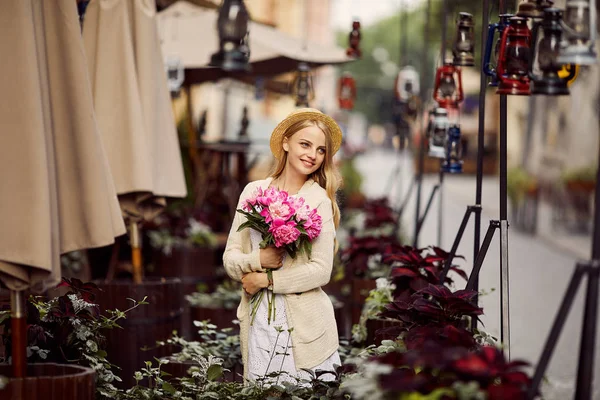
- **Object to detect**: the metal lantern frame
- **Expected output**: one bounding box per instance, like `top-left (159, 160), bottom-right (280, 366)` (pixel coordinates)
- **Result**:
top-left (427, 108), bottom-right (450, 159)
top-left (441, 124), bottom-right (463, 173)
top-left (452, 12), bottom-right (476, 66)
top-left (433, 63), bottom-right (464, 109)
top-left (292, 62), bottom-right (315, 107)
top-left (529, 8), bottom-right (577, 96)
top-left (209, 0), bottom-right (251, 72)
top-left (483, 14), bottom-right (514, 87)
top-left (496, 16), bottom-right (532, 96)
top-left (516, 0), bottom-right (554, 19)
top-left (558, 0), bottom-right (598, 65)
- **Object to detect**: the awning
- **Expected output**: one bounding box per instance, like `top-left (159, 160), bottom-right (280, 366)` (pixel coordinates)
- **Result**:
top-left (0, 0), bottom-right (126, 292)
top-left (83, 0), bottom-right (187, 221)
top-left (157, 1), bottom-right (354, 85)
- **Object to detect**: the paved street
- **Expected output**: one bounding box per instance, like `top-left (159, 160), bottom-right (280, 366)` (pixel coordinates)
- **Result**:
top-left (354, 147), bottom-right (600, 400)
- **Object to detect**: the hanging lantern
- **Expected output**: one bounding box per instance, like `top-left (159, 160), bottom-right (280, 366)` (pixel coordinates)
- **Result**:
top-left (238, 106), bottom-right (250, 142)
top-left (395, 65), bottom-right (421, 101)
top-left (346, 19), bottom-right (362, 58)
top-left (452, 12), bottom-right (476, 67)
top-left (165, 55), bottom-right (185, 97)
top-left (557, 0), bottom-right (597, 65)
top-left (483, 14), bottom-right (514, 87)
top-left (529, 9), bottom-right (577, 95)
top-left (291, 62), bottom-right (315, 107)
top-left (427, 108), bottom-right (450, 159)
top-left (433, 62), bottom-right (464, 109)
top-left (209, 0), bottom-right (251, 72)
top-left (338, 72), bottom-right (357, 110)
top-left (441, 124), bottom-right (463, 173)
top-left (516, 0), bottom-right (554, 19)
top-left (496, 17), bottom-right (532, 95)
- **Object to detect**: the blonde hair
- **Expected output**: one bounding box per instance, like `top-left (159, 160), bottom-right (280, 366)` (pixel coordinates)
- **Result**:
top-left (270, 119), bottom-right (342, 247)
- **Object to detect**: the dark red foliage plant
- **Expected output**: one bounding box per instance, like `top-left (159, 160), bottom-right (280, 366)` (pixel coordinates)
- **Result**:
top-left (382, 245), bottom-right (468, 301)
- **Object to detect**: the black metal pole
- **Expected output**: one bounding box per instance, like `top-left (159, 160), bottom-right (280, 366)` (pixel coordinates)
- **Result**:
top-left (415, 184), bottom-right (440, 242)
top-left (466, 220), bottom-right (500, 290)
top-left (574, 262), bottom-right (599, 400)
top-left (527, 263), bottom-right (587, 399)
top-left (573, 122), bottom-right (600, 399)
top-left (473, 0), bottom-right (492, 324)
top-left (413, 0), bottom-right (431, 248)
top-left (497, 0), bottom-right (511, 361)
top-left (439, 205), bottom-right (481, 282)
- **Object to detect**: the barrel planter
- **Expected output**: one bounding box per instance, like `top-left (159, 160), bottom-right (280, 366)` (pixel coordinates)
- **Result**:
top-left (365, 318), bottom-right (402, 346)
top-left (189, 306), bottom-right (237, 340)
top-left (351, 279), bottom-right (377, 326)
top-left (149, 246), bottom-right (220, 338)
top-left (94, 278), bottom-right (183, 388)
top-left (0, 363), bottom-right (95, 400)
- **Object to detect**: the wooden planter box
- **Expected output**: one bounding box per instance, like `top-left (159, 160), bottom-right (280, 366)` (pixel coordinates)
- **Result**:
top-left (365, 318), bottom-right (402, 346)
top-left (149, 246), bottom-right (220, 339)
top-left (189, 306), bottom-right (238, 340)
top-left (0, 363), bottom-right (95, 400)
top-left (351, 279), bottom-right (377, 327)
top-left (94, 278), bottom-right (183, 388)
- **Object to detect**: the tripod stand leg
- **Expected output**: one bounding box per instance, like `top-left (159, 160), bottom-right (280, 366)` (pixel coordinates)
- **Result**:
top-left (500, 220), bottom-right (510, 359)
top-left (397, 176), bottom-right (416, 217)
top-left (528, 263), bottom-right (587, 399)
top-left (466, 220), bottom-right (500, 290)
top-left (440, 205), bottom-right (480, 282)
top-left (413, 184), bottom-right (440, 247)
top-left (575, 262), bottom-right (599, 400)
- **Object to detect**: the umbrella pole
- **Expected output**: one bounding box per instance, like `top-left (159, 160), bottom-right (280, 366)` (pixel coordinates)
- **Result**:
top-left (130, 221), bottom-right (143, 284)
top-left (10, 290), bottom-right (26, 378)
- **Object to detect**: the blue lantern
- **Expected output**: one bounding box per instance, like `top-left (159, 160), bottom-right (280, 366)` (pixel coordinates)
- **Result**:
top-left (483, 14), bottom-right (514, 87)
top-left (441, 125), bottom-right (463, 173)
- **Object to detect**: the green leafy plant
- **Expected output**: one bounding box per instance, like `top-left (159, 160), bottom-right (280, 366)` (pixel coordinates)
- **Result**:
top-left (148, 216), bottom-right (217, 255)
top-left (0, 278), bottom-right (147, 399)
top-left (185, 281), bottom-right (242, 310)
top-left (507, 167), bottom-right (537, 207)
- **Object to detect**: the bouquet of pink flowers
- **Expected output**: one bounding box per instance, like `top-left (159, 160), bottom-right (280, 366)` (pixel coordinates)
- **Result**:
top-left (237, 186), bottom-right (323, 324)
top-left (237, 186), bottom-right (322, 259)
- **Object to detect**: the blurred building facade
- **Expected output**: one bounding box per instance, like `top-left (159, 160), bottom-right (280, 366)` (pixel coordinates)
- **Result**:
top-left (182, 0), bottom-right (339, 153)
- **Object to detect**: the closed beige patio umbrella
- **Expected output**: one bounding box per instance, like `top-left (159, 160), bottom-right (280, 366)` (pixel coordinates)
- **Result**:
top-left (0, 0), bottom-right (126, 377)
top-left (82, 0), bottom-right (187, 282)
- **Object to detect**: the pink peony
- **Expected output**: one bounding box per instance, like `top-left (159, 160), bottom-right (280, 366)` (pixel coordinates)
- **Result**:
top-left (260, 199), bottom-right (295, 223)
top-left (244, 187), bottom-right (263, 211)
top-left (294, 203), bottom-right (311, 222)
top-left (269, 219), bottom-right (301, 247)
top-left (304, 209), bottom-right (322, 240)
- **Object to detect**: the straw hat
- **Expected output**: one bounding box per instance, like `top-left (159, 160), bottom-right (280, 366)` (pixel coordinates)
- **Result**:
top-left (269, 108), bottom-right (343, 159)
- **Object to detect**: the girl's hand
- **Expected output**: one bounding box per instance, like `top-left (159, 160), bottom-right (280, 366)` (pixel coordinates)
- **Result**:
top-left (241, 272), bottom-right (268, 296)
top-left (259, 246), bottom-right (285, 269)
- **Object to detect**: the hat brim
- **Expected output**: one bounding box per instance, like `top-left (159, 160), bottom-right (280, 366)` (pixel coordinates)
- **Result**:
top-left (269, 108), bottom-right (343, 160)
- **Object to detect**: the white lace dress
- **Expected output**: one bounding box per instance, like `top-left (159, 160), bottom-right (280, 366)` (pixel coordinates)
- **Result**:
top-left (247, 229), bottom-right (341, 385)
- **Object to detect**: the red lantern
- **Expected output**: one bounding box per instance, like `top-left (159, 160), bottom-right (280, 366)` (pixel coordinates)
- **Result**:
top-left (346, 19), bottom-right (362, 58)
top-left (433, 63), bottom-right (463, 109)
top-left (496, 16), bottom-right (532, 95)
top-left (338, 72), bottom-right (357, 110)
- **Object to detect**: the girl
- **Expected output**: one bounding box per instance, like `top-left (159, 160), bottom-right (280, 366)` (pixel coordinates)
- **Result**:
top-left (223, 108), bottom-right (343, 384)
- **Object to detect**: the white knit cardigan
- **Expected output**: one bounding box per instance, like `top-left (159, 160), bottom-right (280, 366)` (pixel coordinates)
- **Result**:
top-left (222, 177), bottom-right (339, 378)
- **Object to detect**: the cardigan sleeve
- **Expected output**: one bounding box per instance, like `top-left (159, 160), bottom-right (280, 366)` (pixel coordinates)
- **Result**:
top-left (222, 183), bottom-right (264, 282)
top-left (271, 197), bottom-right (335, 294)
